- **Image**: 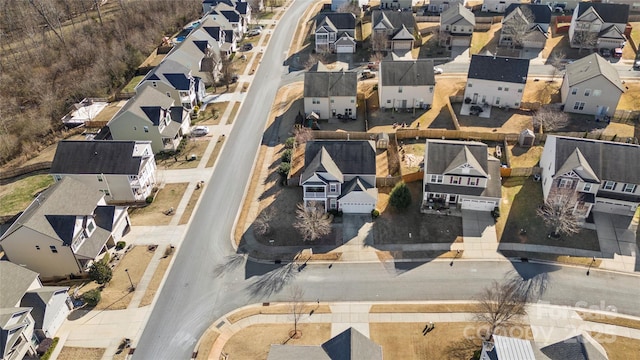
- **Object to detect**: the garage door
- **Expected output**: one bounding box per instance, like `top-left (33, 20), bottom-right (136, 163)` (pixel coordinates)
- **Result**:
top-left (461, 199), bottom-right (496, 211)
top-left (451, 37), bottom-right (471, 47)
top-left (594, 200), bottom-right (634, 215)
top-left (336, 45), bottom-right (353, 53)
top-left (339, 202), bottom-right (375, 214)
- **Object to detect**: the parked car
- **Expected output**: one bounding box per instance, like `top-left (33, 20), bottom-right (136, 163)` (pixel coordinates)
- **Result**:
top-left (247, 29), bottom-right (261, 37)
top-left (433, 67), bottom-right (444, 74)
top-left (191, 126), bottom-right (209, 136)
top-left (242, 43), bottom-right (253, 51)
top-left (634, 60), bottom-right (640, 70)
top-left (613, 48), bottom-right (623, 58)
top-left (367, 62), bottom-right (379, 70)
top-left (361, 69), bottom-right (375, 79)
top-left (599, 48), bottom-right (612, 58)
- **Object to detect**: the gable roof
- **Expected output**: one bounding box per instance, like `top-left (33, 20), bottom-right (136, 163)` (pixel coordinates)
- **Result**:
top-left (51, 140), bottom-right (148, 175)
top-left (301, 147), bottom-right (344, 183)
top-left (505, 4), bottom-right (551, 24)
top-left (304, 141), bottom-right (376, 177)
top-left (304, 71), bottom-right (357, 98)
top-left (551, 136), bottom-right (640, 185)
top-left (21, 286), bottom-right (68, 331)
top-left (565, 53), bottom-right (624, 92)
top-left (555, 148), bottom-right (600, 183)
top-left (392, 24), bottom-right (415, 40)
top-left (372, 10), bottom-right (416, 32)
top-left (338, 177), bottom-right (376, 200)
top-left (110, 86), bottom-right (174, 126)
top-left (540, 334), bottom-right (608, 360)
top-left (487, 335), bottom-right (536, 360)
top-left (142, 59), bottom-right (192, 90)
top-left (0, 261), bottom-right (39, 308)
top-left (426, 139), bottom-right (490, 175)
top-left (380, 59), bottom-right (435, 87)
top-left (443, 146), bottom-right (489, 177)
top-left (598, 24), bottom-right (624, 39)
top-left (441, 3), bottom-right (476, 26)
top-left (576, 2), bottom-right (629, 24)
top-left (317, 13), bottom-right (356, 31)
top-left (468, 55), bottom-right (529, 84)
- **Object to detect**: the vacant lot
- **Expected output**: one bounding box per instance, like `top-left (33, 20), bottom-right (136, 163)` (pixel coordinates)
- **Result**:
top-left (129, 183), bottom-right (188, 226)
top-left (0, 174), bottom-right (54, 216)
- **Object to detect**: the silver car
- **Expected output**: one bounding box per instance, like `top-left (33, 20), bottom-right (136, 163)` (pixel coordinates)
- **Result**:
top-left (191, 126), bottom-right (209, 136)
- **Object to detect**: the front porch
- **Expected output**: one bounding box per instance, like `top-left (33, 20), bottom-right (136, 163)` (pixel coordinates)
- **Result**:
top-left (421, 193), bottom-right (463, 216)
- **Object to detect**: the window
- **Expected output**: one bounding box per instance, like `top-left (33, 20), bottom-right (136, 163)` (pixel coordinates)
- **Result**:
top-left (584, 89), bottom-right (591, 96)
top-left (143, 126), bottom-right (149, 133)
top-left (429, 86), bottom-right (433, 93)
top-left (331, 99), bottom-right (334, 103)
top-left (398, 87), bottom-right (403, 93)
top-left (603, 181), bottom-right (616, 190)
top-left (498, 87), bottom-right (502, 91)
top-left (495, 97), bottom-right (500, 105)
top-left (350, 99), bottom-right (355, 103)
top-left (517, 88), bottom-right (523, 93)
top-left (467, 178), bottom-right (479, 186)
top-left (514, 102), bottom-right (519, 107)
top-left (430, 175), bottom-right (443, 183)
top-left (50, 246), bottom-right (58, 253)
top-left (312, 98), bottom-right (320, 104)
top-left (559, 178), bottom-right (573, 189)
top-left (330, 184), bottom-right (337, 192)
top-left (467, 83), bottom-right (472, 87)
top-left (450, 176), bottom-right (461, 185)
top-left (573, 102), bottom-right (585, 110)
top-left (571, 88), bottom-right (578, 95)
top-left (583, 183), bottom-right (592, 192)
top-left (452, 26), bottom-right (457, 31)
top-left (152, 81), bottom-right (157, 87)
top-left (504, 87), bottom-right (509, 91)
top-left (593, 89), bottom-right (601, 97)
top-left (622, 184), bottom-right (637, 193)
top-left (97, 175), bottom-right (103, 182)
top-left (35, 245), bottom-right (40, 250)
top-left (387, 100), bottom-right (391, 104)
top-left (87, 221), bottom-right (95, 233)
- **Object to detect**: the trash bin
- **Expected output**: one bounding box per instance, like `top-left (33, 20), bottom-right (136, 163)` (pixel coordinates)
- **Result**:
top-left (189, 154), bottom-right (197, 161)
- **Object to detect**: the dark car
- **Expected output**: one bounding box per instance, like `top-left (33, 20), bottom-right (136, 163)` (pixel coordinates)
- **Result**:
top-left (599, 48), bottom-right (612, 58)
top-left (242, 43), bottom-right (253, 51)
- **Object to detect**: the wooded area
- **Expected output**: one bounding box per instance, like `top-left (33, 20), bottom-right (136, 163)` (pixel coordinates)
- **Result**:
top-left (0, 0), bottom-right (201, 165)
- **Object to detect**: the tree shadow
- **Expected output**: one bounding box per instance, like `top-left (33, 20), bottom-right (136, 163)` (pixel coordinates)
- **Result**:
top-left (246, 262), bottom-right (298, 299)
top-left (212, 253), bottom-right (247, 278)
top-left (505, 263), bottom-right (559, 302)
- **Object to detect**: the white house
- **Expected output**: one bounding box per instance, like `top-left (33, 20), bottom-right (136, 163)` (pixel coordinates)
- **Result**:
top-left (300, 141), bottom-right (377, 213)
top-left (303, 70), bottom-right (358, 120)
top-left (0, 178), bottom-right (131, 279)
top-left (422, 139), bottom-right (502, 212)
top-left (464, 55), bottom-right (530, 109)
top-left (568, 2), bottom-right (629, 50)
top-left (50, 140), bottom-right (157, 204)
top-left (315, 13), bottom-right (357, 53)
top-left (561, 52), bottom-right (625, 117)
top-left (136, 59), bottom-right (205, 113)
top-left (482, 0), bottom-right (523, 13)
top-left (439, 3), bottom-right (475, 47)
top-left (380, 0), bottom-right (412, 10)
top-left (540, 136), bottom-right (640, 219)
top-left (378, 59), bottom-right (435, 110)
top-left (428, 0), bottom-right (467, 14)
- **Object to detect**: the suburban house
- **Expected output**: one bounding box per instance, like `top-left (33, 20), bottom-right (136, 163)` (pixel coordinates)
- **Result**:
top-left (107, 86), bottom-right (191, 153)
top-left (422, 139), bottom-right (502, 212)
top-left (371, 10), bottom-right (417, 52)
top-left (540, 135), bottom-right (640, 219)
top-left (332, 0), bottom-right (369, 11)
top-left (300, 141), bottom-right (378, 214)
top-left (163, 31), bottom-right (223, 85)
top-left (540, 334), bottom-right (609, 359)
top-left (194, 16), bottom-right (237, 55)
top-left (315, 13), bottom-right (357, 53)
top-left (600, 0), bottom-right (640, 12)
top-left (380, 0), bottom-right (412, 10)
top-left (208, 6), bottom-right (247, 37)
top-left (463, 55), bottom-right (530, 109)
top-left (499, 4), bottom-right (551, 48)
top-left (0, 178), bottom-right (131, 279)
top-left (428, 0), bottom-right (467, 14)
top-left (267, 327), bottom-right (382, 359)
top-left (203, 0), bottom-right (261, 14)
top-left (480, 335), bottom-right (536, 360)
top-left (568, 2), bottom-right (629, 50)
top-left (561, 52), bottom-right (624, 117)
top-left (439, 3), bottom-right (475, 47)
top-left (136, 59), bottom-right (205, 113)
top-left (50, 140), bottom-right (157, 204)
top-left (303, 70), bottom-right (357, 120)
top-left (378, 59), bottom-right (436, 110)
top-left (482, 0), bottom-right (523, 13)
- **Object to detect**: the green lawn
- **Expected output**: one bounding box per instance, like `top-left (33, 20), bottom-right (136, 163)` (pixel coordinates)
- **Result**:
top-left (122, 75), bottom-right (145, 93)
top-left (0, 175), bottom-right (55, 216)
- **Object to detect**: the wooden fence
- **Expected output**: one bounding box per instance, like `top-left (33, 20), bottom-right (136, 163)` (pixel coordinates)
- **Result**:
top-left (415, 15), bottom-right (439, 22)
top-left (376, 176), bottom-right (402, 187)
top-left (501, 167), bottom-right (541, 177)
top-left (402, 171), bottom-right (423, 183)
top-left (0, 162), bottom-right (52, 182)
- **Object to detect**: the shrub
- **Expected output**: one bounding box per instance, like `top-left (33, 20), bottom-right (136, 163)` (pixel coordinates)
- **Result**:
top-left (82, 289), bottom-right (101, 307)
top-left (39, 337), bottom-right (59, 360)
top-left (278, 162), bottom-right (291, 176)
top-left (371, 209), bottom-right (380, 218)
top-left (88, 261), bottom-right (112, 285)
top-left (116, 241), bottom-right (126, 250)
top-left (491, 207), bottom-right (500, 220)
top-left (281, 148), bottom-right (293, 163)
top-left (146, 195), bottom-right (154, 204)
top-left (389, 181), bottom-right (412, 210)
top-left (285, 137), bottom-right (296, 148)
top-left (100, 252), bottom-right (110, 264)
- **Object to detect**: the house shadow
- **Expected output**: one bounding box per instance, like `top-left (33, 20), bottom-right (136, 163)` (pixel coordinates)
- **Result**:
top-left (261, 98), bottom-right (304, 148)
top-left (428, 105), bottom-right (457, 130)
top-left (506, 262), bottom-right (559, 301)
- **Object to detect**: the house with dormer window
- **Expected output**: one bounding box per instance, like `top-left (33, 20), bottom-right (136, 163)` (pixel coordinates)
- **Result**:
top-left (540, 136), bottom-right (640, 219)
top-left (568, 3), bottom-right (629, 50)
top-left (300, 141), bottom-right (377, 214)
top-left (371, 10), bottom-right (417, 52)
top-left (136, 59), bottom-right (205, 113)
top-left (315, 13), bottom-right (357, 53)
top-left (0, 178), bottom-right (131, 279)
top-left (422, 139), bottom-right (501, 212)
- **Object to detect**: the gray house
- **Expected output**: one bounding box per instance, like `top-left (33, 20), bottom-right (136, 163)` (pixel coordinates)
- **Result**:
top-left (136, 59), bottom-right (205, 113)
top-left (371, 10), bottom-right (417, 52)
top-left (303, 71), bottom-right (357, 120)
top-left (315, 13), bottom-right (357, 53)
top-left (568, 3), bottom-right (629, 50)
top-left (439, 3), bottom-right (475, 47)
top-left (499, 4), bottom-right (551, 49)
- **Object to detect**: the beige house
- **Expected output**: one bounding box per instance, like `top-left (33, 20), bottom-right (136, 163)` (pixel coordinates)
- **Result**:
top-left (303, 70), bottom-right (357, 120)
top-left (371, 10), bottom-right (417, 52)
top-left (439, 3), bottom-right (475, 47)
top-left (568, 3), bottom-right (629, 50)
top-left (378, 59), bottom-right (435, 110)
top-left (0, 178), bottom-right (130, 279)
top-left (464, 55), bottom-right (530, 109)
top-left (50, 140), bottom-right (157, 204)
top-left (561, 53), bottom-right (624, 117)
top-left (499, 4), bottom-right (551, 49)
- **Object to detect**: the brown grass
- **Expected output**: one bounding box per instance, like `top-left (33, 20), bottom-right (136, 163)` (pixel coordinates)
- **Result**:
top-left (221, 323), bottom-right (331, 360)
top-left (227, 304), bottom-right (332, 324)
top-left (507, 145), bottom-right (543, 168)
top-left (206, 136), bottom-right (226, 168)
top-left (129, 183), bottom-right (188, 226)
top-left (590, 333), bottom-right (640, 360)
top-left (139, 252), bottom-right (173, 307)
top-left (578, 311), bottom-right (640, 331)
top-left (57, 347), bottom-right (106, 360)
top-left (195, 328), bottom-right (221, 360)
top-left (156, 140), bottom-right (209, 169)
top-left (521, 80), bottom-right (561, 104)
top-left (233, 144), bottom-right (267, 244)
top-left (288, 0), bottom-right (327, 56)
top-left (226, 102), bottom-right (241, 125)
top-left (370, 304), bottom-right (479, 313)
top-left (178, 186), bottom-right (203, 225)
top-left (617, 83), bottom-right (640, 111)
top-left (198, 102), bottom-right (228, 125)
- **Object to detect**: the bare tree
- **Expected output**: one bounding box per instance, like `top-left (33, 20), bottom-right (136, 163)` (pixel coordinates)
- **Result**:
top-left (537, 189), bottom-right (582, 238)
top-left (549, 50), bottom-right (565, 81)
top-left (371, 31), bottom-right (389, 52)
top-left (219, 55), bottom-right (235, 90)
top-left (293, 202), bottom-right (333, 242)
top-left (293, 126), bottom-right (314, 145)
top-left (289, 285), bottom-right (305, 339)
top-left (532, 106), bottom-right (569, 133)
top-left (249, 0), bottom-right (264, 26)
top-left (28, 0), bottom-right (67, 47)
top-left (572, 30), bottom-right (598, 54)
top-left (337, 1), bottom-right (362, 17)
top-left (369, 51), bottom-right (384, 64)
top-left (254, 209), bottom-right (274, 236)
top-left (474, 280), bottom-right (528, 338)
top-left (501, 6), bottom-right (535, 49)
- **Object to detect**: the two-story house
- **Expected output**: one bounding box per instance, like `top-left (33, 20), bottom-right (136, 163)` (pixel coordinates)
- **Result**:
top-left (568, 2), bottom-right (629, 50)
top-left (195, 16), bottom-right (237, 55)
top-left (378, 59), bottom-right (436, 110)
top-left (464, 55), bottom-right (530, 109)
top-left (50, 140), bottom-right (157, 204)
top-left (371, 10), bottom-right (417, 52)
top-left (303, 70), bottom-right (358, 120)
top-left (331, 0), bottom-right (369, 11)
top-left (561, 52), bottom-right (624, 117)
top-left (540, 136), bottom-right (640, 219)
top-left (439, 3), bottom-right (475, 47)
top-left (107, 86), bottom-right (190, 153)
top-left (300, 141), bottom-right (377, 213)
top-left (482, 0), bottom-right (523, 13)
top-left (315, 13), bottom-right (357, 54)
top-left (380, 0), bottom-right (412, 10)
top-left (422, 139), bottom-right (502, 212)
top-left (163, 29), bottom-right (224, 86)
top-left (499, 4), bottom-right (551, 49)
top-left (208, 6), bottom-right (247, 37)
top-left (428, 0), bottom-right (467, 14)
top-left (136, 59), bottom-right (205, 113)
top-left (0, 178), bottom-right (131, 279)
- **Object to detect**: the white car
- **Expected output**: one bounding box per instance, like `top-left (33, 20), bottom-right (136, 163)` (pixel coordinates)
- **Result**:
top-left (191, 126), bottom-right (209, 137)
top-left (247, 29), bottom-right (261, 37)
top-left (433, 67), bottom-right (444, 74)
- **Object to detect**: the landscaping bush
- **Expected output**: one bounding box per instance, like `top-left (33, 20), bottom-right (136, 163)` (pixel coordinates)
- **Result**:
top-left (116, 241), bottom-right (126, 250)
top-left (39, 337), bottom-right (59, 360)
top-left (371, 209), bottom-right (380, 218)
top-left (82, 289), bottom-right (101, 307)
top-left (491, 207), bottom-right (500, 220)
top-left (389, 181), bottom-right (412, 210)
top-left (278, 162), bottom-right (291, 176)
top-left (285, 137), bottom-right (296, 148)
top-left (100, 252), bottom-right (110, 264)
top-left (281, 148), bottom-right (293, 163)
top-left (88, 261), bottom-right (112, 285)
top-left (146, 195), bottom-right (154, 204)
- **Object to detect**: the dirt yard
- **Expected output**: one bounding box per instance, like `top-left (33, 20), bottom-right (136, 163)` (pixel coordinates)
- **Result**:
top-left (521, 80), bottom-right (561, 104)
top-left (139, 250), bottom-right (173, 307)
top-left (57, 347), bottom-right (105, 360)
top-left (129, 183), bottom-right (188, 226)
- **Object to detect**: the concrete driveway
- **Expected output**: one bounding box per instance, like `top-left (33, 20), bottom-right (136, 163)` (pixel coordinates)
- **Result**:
top-left (593, 211), bottom-right (638, 257)
top-left (339, 214), bottom-right (377, 262)
top-left (461, 210), bottom-right (502, 259)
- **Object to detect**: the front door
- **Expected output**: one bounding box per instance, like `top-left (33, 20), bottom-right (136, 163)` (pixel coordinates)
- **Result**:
top-left (472, 93), bottom-right (478, 104)
top-left (401, 100), bottom-right (407, 109)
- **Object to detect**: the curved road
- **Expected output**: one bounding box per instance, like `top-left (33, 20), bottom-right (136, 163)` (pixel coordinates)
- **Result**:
top-left (133, 2), bottom-right (640, 359)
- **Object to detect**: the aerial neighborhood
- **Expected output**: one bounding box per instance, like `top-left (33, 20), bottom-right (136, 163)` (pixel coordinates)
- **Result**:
top-left (1, 0), bottom-right (640, 359)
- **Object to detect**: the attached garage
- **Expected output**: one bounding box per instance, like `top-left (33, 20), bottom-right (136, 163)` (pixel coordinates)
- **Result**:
top-left (338, 191), bottom-right (377, 214)
top-left (336, 44), bottom-right (354, 53)
top-left (594, 200), bottom-right (636, 215)
top-left (461, 198), bottom-right (497, 211)
top-left (334, 36), bottom-right (356, 54)
top-left (451, 37), bottom-right (471, 47)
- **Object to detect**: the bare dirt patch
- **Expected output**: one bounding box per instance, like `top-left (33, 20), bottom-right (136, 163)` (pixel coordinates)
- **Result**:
top-left (521, 80), bottom-right (561, 104)
top-left (507, 145), bottom-right (543, 168)
top-left (139, 251), bottom-right (173, 307)
top-left (221, 323), bottom-right (331, 360)
top-left (129, 183), bottom-right (188, 226)
top-left (57, 347), bottom-right (105, 360)
top-left (227, 304), bottom-right (332, 324)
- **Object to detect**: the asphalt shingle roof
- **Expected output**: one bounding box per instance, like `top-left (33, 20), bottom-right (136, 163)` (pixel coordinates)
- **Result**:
top-left (110, 86), bottom-right (174, 126)
top-left (505, 4), bottom-right (552, 24)
top-left (0, 261), bottom-right (38, 308)
top-left (304, 141), bottom-right (376, 176)
top-left (468, 55), bottom-right (530, 84)
top-left (372, 10), bottom-right (416, 33)
top-left (304, 71), bottom-right (357, 98)
top-left (50, 140), bottom-right (145, 175)
top-left (317, 13), bottom-right (356, 30)
top-left (380, 59), bottom-right (435, 86)
top-left (441, 3), bottom-right (476, 26)
top-left (565, 53), bottom-right (625, 92)
top-left (576, 2), bottom-right (629, 24)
